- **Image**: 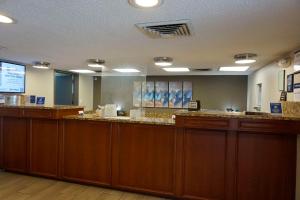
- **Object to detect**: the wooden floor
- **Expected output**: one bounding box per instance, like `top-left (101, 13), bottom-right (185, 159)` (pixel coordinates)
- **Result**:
top-left (0, 171), bottom-right (168, 200)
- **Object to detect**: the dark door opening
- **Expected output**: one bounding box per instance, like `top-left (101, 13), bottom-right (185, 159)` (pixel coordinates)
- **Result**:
top-left (54, 71), bottom-right (79, 105)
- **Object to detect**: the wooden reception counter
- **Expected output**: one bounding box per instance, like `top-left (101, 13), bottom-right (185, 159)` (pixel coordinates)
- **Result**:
top-left (0, 107), bottom-right (299, 200)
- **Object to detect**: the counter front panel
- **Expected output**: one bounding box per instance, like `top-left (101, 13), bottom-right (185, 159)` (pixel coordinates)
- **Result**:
top-left (0, 108), bottom-right (299, 200)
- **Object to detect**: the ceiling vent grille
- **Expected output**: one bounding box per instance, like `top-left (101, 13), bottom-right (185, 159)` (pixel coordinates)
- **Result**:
top-left (135, 20), bottom-right (192, 39)
top-left (192, 68), bottom-right (213, 72)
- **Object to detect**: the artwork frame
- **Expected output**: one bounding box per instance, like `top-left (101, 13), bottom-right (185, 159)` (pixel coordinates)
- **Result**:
top-left (169, 82), bottom-right (183, 108)
top-left (287, 74), bottom-right (294, 93)
top-left (142, 81), bottom-right (155, 108)
top-left (133, 81), bottom-right (142, 107)
top-left (155, 81), bottom-right (169, 108)
top-left (183, 81), bottom-right (193, 108)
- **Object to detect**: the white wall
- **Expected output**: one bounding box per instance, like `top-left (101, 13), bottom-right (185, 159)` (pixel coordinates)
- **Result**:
top-left (247, 62), bottom-right (294, 112)
top-left (78, 74), bottom-right (94, 111)
top-left (247, 56), bottom-right (299, 199)
top-left (25, 67), bottom-right (55, 106)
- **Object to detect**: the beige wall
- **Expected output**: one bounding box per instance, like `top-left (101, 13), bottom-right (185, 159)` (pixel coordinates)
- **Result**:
top-left (97, 75), bottom-right (248, 112)
top-left (25, 67), bottom-right (55, 106)
top-left (148, 76), bottom-right (248, 111)
top-left (247, 56), bottom-right (299, 200)
top-left (25, 67), bottom-right (93, 110)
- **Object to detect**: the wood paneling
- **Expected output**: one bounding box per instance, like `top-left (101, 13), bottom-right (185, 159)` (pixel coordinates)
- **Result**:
top-left (112, 123), bottom-right (176, 196)
top-left (3, 117), bottom-right (28, 172)
top-left (29, 119), bottom-right (59, 178)
top-left (176, 116), bottom-right (230, 130)
top-left (0, 107), bottom-right (299, 200)
top-left (237, 133), bottom-right (297, 200)
top-left (181, 129), bottom-right (227, 200)
top-left (23, 109), bottom-right (53, 118)
top-left (61, 120), bottom-right (112, 186)
top-left (0, 108), bottom-right (21, 117)
top-left (238, 119), bottom-right (300, 134)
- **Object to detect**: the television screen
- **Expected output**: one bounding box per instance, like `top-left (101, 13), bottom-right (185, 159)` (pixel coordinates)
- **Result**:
top-left (0, 62), bottom-right (25, 93)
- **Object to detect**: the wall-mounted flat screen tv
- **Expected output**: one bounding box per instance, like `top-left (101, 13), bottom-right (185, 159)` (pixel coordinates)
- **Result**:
top-left (0, 61), bottom-right (25, 93)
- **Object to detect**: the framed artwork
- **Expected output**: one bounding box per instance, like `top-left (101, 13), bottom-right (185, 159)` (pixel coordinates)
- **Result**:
top-left (278, 70), bottom-right (285, 91)
top-left (133, 81), bottom-right (142, 107)
top-left (155, 81), bottom-right (169, 108)
top-left (169, 82), bottom-right (183, 108)
top-left (183, 81), bottom-right (192, 108)
top-left (287, 74), bottom-right (294, 93)
top-left (142, 81), bottom-right (155, 107)
top-left (294, 72), bottom-right (300, 94)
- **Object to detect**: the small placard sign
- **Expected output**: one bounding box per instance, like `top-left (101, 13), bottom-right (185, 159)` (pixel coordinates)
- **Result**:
top-left (36, 97), bottom-right (45, 105)
top-left (270, 102), bottom-right (282, 115)
top-left (30, 95), bottom-right (36, 104)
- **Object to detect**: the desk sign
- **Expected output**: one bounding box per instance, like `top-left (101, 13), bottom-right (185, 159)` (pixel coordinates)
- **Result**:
top-left (36, 97), bottom-right (45, 105)
top-left (188, 100), bottom-right (201, 111)
top-left (270, 102), bottom-right (282, 115)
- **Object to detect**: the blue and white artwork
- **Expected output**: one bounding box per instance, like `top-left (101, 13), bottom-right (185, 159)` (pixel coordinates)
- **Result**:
top-left (133, 81), bottom-right (142, 107)
top-left (183, 81), bottom-right (193, 108)
top-left (169, 82), bottom-right (183, 108)
top-left (155, 82), bottom-right (168, 108)
top-left (142, 82), bottom-right (155, 107)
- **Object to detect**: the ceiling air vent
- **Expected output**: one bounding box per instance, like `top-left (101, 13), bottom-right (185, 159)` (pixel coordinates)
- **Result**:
top-left (192, 68), bottom-right (213, 72)
top-left (135, 19), bottom-right (192, 39)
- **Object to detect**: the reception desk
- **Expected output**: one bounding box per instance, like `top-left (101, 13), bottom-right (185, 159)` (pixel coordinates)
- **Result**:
top-left (0, 107), bottom-right (299, 200)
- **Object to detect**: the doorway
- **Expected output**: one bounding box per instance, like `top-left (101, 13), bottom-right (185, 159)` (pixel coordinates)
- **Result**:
top-left (54, 71), bottom-right (79, 105)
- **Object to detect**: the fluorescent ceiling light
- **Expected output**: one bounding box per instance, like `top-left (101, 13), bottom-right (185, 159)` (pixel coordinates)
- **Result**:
top-left (294, 65), bottom-right (300, 72)
top-left (87, 59), bottom-right (105, 68)
top-left (129, 0), bottom-right (162, 8)
top-left (163, 67), bottom-right (190, 72)
top-left (219, 66), bottom-right (250, 72)
top-left (154, 57), bottom-right (173, 67)
top-left (32, 65), bottom-right (49, 69)
top-left (69, 69), bottom-right (96, 74)
top-left (235, 59), bottom-right (256, 64)
top-left (113, 68), bottom-right (140, 73)
top-left (155, 61), bottom-right (172, 67)
top-left (32, 62), bottom-right (50, 69)
top-left (0, 14), bottom-right (14, 24)
top-left (88, 63), bottom-right (105, 68)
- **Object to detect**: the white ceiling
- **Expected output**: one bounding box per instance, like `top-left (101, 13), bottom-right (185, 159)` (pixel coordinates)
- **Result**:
top-left (0, 0), bottom-right (299, 75)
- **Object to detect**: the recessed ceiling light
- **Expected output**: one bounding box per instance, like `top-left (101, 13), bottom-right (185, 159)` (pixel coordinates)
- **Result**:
top-left (294, 65), bottom-right (300, 72)
top-left (234, 53), bottom-right (257, 64)
top-left (163, 67), bottom-right (190, 72)
top-left (32, 62), bottom-right (50, 69)
top-left (87, 59), bottom-right (105, 68)
top-left (0, 14), bottom-right (14, 24)
top-left (154, 57), bottom-right (173, 67)
top-left (129, 0), bottom-right (163, 8)
top-left (69, 69), bottom-right (96, 74)
top-left (219, 66), bottom-right (250, 72)
top-left (113, 68), bottom-right (140, 73)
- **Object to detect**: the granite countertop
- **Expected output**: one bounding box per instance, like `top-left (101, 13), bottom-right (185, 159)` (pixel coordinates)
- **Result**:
top-left (64, 114), bottom-right (175, 126)
top-left (0, 104), bottom-right (84, 110)
top-left (175, 110), bottom-right (300, 121)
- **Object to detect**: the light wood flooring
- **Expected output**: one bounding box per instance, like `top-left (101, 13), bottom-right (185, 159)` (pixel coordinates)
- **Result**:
top-left (0, 171), bottom-right (168, 200)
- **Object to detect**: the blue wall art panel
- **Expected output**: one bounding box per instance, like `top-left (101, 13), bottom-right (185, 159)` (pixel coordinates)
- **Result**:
top-left (133, 81), bottom-right (142, 107)
top-left (169, 82), bottom-right (183, 108)
top-left (142, 81), bottom-right (155, 107)
top-left (183, 81), bottom-right (193, 108)
top-left (155, 81), bottom-right (169, 108)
